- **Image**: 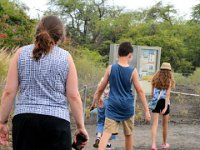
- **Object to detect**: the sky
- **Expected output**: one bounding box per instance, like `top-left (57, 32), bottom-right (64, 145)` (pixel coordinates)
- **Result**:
top-left (19, 0), bottom-right (199, 19)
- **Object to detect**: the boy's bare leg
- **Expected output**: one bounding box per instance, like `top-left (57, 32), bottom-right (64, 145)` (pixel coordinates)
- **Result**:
top-left (152, 113), bottom-right (159, 145)
top-left (162, 114), bottom-right (169, 144)
top-left (99, 131), bottom-right (112, 150)
top-left (125, 134), bottom-right (133, 150)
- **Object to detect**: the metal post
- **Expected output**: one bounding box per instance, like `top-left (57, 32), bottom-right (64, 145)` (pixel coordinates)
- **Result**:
top-left (83, 85), bottom-right (87, 120)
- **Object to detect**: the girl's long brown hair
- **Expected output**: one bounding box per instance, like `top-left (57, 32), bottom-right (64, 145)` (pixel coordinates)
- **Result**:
top-left (152, 70), bottom-right (175, 89)
top-left (32, 16), bottom-right (64, 61)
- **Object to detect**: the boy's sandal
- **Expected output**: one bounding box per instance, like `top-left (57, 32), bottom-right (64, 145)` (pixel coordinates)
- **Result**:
top-left (162, 143), bottom-right (170, 149)
top-left (93, 138), bottom-right (100, 148)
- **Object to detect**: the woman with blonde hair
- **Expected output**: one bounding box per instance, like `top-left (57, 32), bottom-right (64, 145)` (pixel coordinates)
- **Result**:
top-left (151, 62), bottom-right (175, 150)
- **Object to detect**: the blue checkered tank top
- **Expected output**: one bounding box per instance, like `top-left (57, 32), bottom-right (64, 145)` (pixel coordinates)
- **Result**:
top-left (15, 44), bottom-right (70, 121)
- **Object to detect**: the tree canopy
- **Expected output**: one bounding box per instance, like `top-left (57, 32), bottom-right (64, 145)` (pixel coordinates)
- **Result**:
top-left (0, 0), bottom-right (36, 47)
top-left (0, 0), bottom-right (200, 75)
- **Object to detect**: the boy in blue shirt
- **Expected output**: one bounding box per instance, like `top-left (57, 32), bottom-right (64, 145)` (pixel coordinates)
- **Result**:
top-left (91, 42), bottom-right (151, 150)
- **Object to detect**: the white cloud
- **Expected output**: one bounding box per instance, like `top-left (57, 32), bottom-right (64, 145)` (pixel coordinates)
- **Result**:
top-left (20, 0), bottom-right (199, 19)
top-left (20, 0), bottom-right (48, 19)
top-left (113, 0), bottom-right (199, 18)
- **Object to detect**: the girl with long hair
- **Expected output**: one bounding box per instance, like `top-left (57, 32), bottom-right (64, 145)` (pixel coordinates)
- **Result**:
top-left (151, 62), bottom-right (175, 150)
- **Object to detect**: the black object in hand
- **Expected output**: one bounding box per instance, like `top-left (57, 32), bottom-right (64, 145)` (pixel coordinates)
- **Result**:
top-left (72, 133), bottom-right (87, 150)
top-left (90, 106), bottom-right (95, 111)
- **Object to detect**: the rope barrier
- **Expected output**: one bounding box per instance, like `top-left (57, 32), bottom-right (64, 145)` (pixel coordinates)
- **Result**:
top-left (171, 91), bottom-right (200, 97)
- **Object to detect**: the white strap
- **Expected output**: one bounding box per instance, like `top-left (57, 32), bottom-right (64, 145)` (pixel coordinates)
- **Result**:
top-left (157, 90), bottom-right (163, 100)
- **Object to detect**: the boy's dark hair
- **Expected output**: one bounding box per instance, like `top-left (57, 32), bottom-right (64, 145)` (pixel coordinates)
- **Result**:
top-left (118, 42), bottom-right (133, 56)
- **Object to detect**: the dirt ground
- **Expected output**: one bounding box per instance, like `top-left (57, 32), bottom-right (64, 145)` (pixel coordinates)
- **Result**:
top-left (85, 121), bottom-right (200, 150)
top-left (0, 122), bottom-right (199, 150)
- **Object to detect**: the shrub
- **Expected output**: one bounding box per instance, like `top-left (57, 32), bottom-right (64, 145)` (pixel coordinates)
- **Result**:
top-left (71, 46), bottom-right (106, 88)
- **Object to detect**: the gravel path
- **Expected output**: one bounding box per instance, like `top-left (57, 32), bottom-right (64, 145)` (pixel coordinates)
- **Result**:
top-left (86, 123), bottom-right (200, 150)
top-left (0, 121), bottom-right (199, 150)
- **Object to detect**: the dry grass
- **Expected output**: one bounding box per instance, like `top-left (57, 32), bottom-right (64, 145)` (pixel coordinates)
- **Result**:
top-left (174, 68), bottom-right (200, 86)
top-left (0, 51), bottom-right (9, 83)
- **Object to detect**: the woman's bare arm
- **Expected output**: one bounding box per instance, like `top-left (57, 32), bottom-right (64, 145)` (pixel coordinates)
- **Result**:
top-left (0, 49), bottom-right (21, 123)
top-left (66, 54), bottom-right (85, 129)
top-left (66, 53), bottom-right (89, 142)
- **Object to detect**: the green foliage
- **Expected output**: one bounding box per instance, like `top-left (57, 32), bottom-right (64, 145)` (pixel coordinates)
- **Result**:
top-left (117, 2), bottom-right (200, 73)
top-left (47, 0), bottom-right (200, 74)
top-left (0, 0), bottom-right (199, 76)
top-left (0, 0), bottom-right (36, 48)
top-left (145, 1), bottom-right (177, 25)
top-left (174, 68), bottom-right (200, 85)
top-left (121, 22), bottom-right (188, 71)
top-left (71, 46), bottom-right (106, 87)
top-left (191, 3), bottom-right (200, 23)
top-left (47, 0), bottom-right (127, 48)
top-left (176, 59), bottom-right (195, 76)
top-left (173, 68), bottom-right (200, 97)
top-left (184, 23), bottom-right (200, 67)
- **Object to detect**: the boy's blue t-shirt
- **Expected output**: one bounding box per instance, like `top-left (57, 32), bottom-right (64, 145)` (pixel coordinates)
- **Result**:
top-left (106, 64), bottom-right (135, 121)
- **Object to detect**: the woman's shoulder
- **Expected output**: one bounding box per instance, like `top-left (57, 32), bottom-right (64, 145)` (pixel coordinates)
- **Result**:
top-left (19, 44), bottom-right (34, 56)
top-left (20, 44), bottom-right (34, 51)
top-left (56, 46), bottom-right (69, 55)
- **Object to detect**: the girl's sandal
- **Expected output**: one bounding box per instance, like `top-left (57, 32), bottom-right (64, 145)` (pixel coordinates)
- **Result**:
top-left (151, 144), bottom-right (157, 150)
top-left (162, 143), bottom-right (170, 149)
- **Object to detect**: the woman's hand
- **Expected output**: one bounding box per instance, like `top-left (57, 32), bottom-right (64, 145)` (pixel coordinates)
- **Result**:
top-left (73, 127), bottom-right (89, 149)
top-left (0, 123), bottom-right (9, 146)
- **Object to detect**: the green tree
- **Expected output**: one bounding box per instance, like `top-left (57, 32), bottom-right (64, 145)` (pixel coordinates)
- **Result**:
top-left (191, 3), bottom-right (200, 23)
top-left (186, 3), bottom-right (200, 67)
top-left (119, 2), bottom-right (196, 74)
top-left (145, 1), bottom-right (177, 25)
top-left (0, 0), bottom-right (36, 48)
top-left (47, 0), bottom-right (124, 44)
top-left (46, 0), bottom-right (199, 74)
top-left (184, 23), bottom-right (200, 67)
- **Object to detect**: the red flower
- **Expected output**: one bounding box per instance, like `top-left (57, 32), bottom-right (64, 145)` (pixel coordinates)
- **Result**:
top-left (0, 34), bottom-right (7, 38)
top-left (16, 37), bottom-right (23, 41)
